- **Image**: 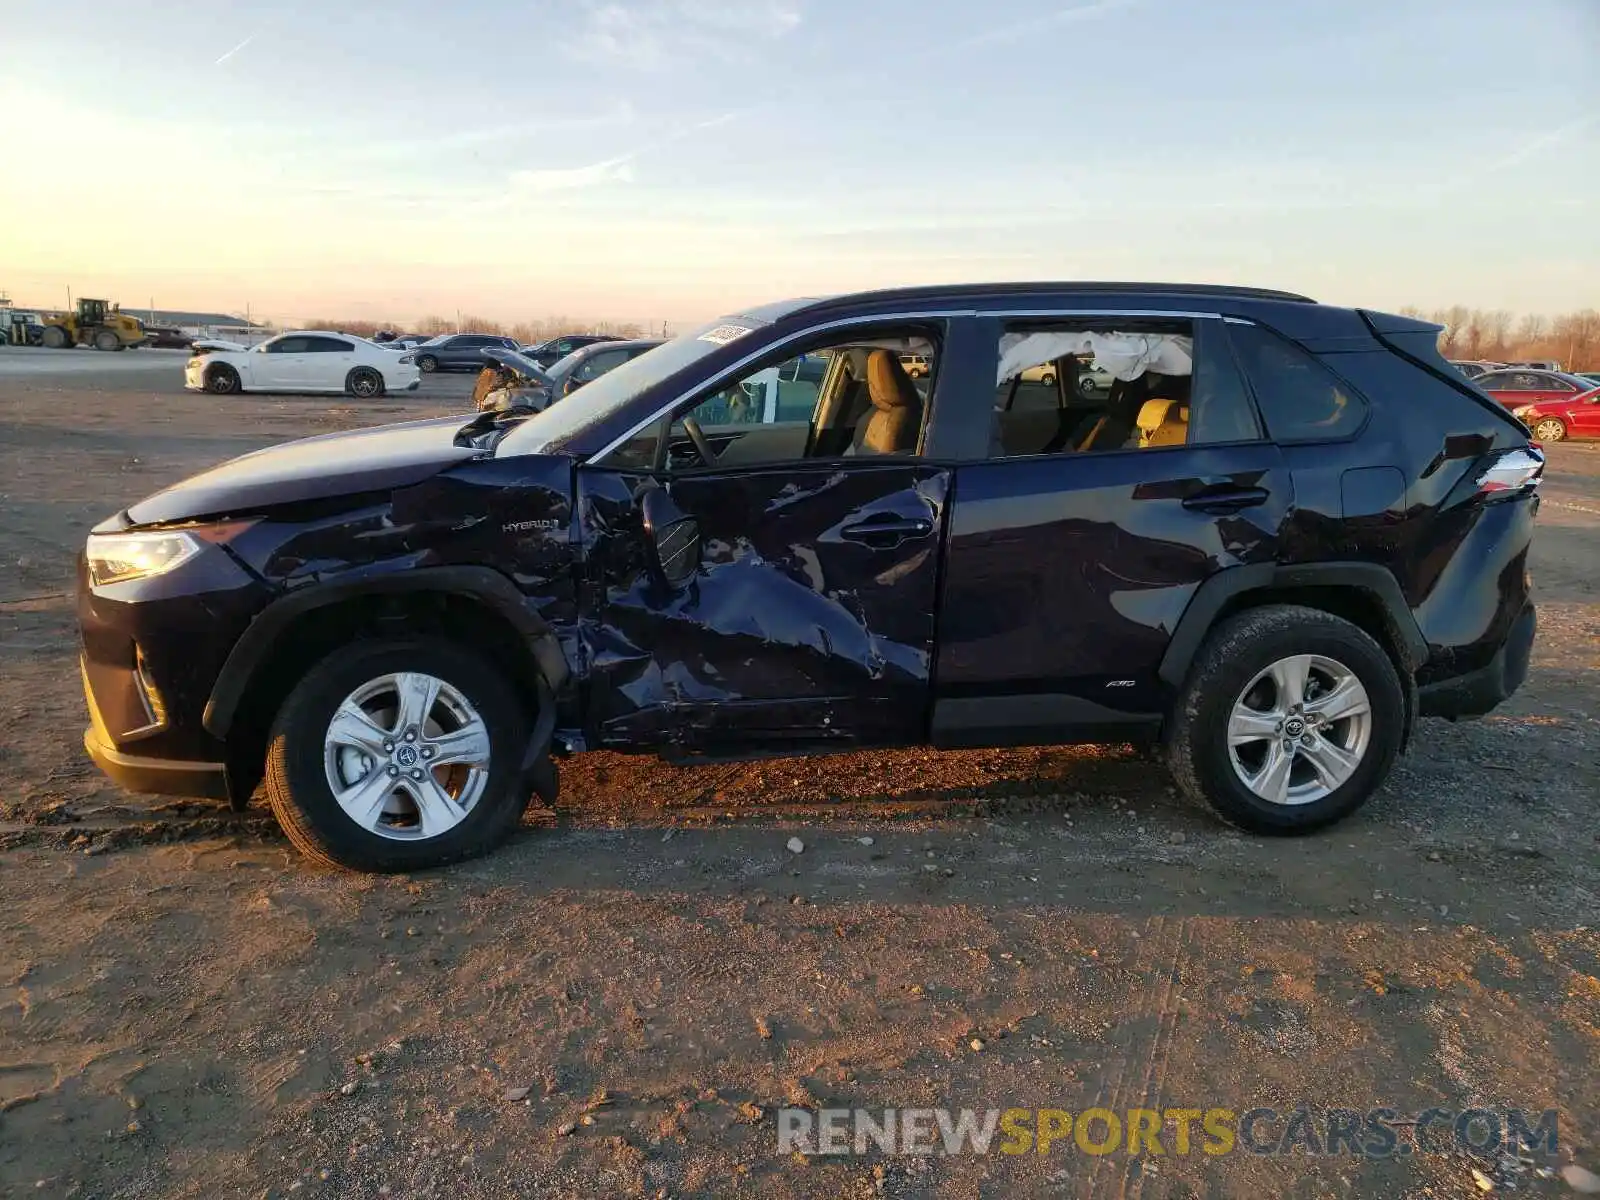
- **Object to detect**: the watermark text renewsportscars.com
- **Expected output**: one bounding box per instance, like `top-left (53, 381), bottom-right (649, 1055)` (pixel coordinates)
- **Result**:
top-left (776, 1106), bottom-right (1560, 1159)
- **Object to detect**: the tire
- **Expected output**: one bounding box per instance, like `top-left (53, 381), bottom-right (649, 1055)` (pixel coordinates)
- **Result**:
top-left (1041, 372), bottom-right (1056, 386)
top-left (1532, 417), bottom-right (1566, 442)
top-left (1165, 604), bottom-right (1404, 834)
top-left (205, 363), bottom-right (241, 395)
top-left (347, 367), bottom-right (384, 399)
top-left (1079, 375), bottom-right (1098, 397)
top-left (417, 354), bottom-right (439, 374)
top-left (93, 329), bottom-right (120, 351)
top-left (41, 325), bottom-right (69, 349)
top-left (264, 638), bottom-right (533, 872)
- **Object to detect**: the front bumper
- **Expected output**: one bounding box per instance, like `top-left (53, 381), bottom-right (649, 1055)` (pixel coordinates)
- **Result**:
top-left (1418, 603), bottom-right (1536, 720)
top-left (83, 726), bottom-right (229, 800)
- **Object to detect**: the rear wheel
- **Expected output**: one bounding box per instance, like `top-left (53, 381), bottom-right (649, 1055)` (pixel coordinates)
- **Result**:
top-left (93, 329), bottom-right (120, 352)
top-left (1532, 417), bottom-right (1566, 442)
top-left (264, 639), bottom-right (533, 871)
top-left (41, 325), bottom-right (69, 349)
top-left (347, 367), bottom-right (384, 398)
top-left (417, 354), bottom-right (439, 374)
top-left (1041, 371), bottom-right (1056, 386)
top-left (1165, 604), bottom-right (1404, 834)
top-left (205, 363), bottom-right (241, 395)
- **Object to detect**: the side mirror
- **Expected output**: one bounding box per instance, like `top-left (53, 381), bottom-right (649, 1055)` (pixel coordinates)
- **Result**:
top-left (640, 486), bottom-right (699, 589)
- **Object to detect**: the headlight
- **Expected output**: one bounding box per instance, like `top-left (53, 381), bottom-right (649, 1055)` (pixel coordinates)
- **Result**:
top-left (85, 531), bottom-right (203, 586)
top-left (398, 353), bottom-right (415, 365)
top-left (1512, 406), bottom-right (1533, 419)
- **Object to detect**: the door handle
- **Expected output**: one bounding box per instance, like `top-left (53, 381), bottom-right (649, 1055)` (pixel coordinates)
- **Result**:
top-left (1181, 486), bottom-right (1270, 514)
top-left (840, 516), bottom-right (934, 548)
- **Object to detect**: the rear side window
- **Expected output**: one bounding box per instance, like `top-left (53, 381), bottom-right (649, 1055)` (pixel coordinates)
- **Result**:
top-left (305, 336), bottom-right (354, 353)
top-left (987, 317), bottom-right (1261, 458)
top-left (573, 348), bottom-right (629, 381)
top-left (1228, 323), bottom-right (1366, 442)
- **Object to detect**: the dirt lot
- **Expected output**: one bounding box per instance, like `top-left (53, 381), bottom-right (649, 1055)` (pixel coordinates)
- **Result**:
top-left (1, 347), bottom-right (1597, 1199)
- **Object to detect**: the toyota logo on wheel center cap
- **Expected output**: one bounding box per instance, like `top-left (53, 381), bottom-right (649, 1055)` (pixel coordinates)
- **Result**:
top-left (395, 744), bottom-right (420, 767)
top-left (1284, 717), bottom-right (1306, 738)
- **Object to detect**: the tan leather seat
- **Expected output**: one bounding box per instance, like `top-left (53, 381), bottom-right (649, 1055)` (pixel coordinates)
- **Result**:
top-left (853, 350), bottom-right (924, 455)
top-left (1135, 398), bottom-right (1188, 448)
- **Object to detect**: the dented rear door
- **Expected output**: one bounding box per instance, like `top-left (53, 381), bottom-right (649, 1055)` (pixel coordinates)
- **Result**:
top-left (575, 460), bottom-right (948, 754)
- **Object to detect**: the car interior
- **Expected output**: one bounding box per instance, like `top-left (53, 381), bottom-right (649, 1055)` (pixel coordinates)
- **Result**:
top-left (599, 317), bottom-right (1261, 472)
top-left (596, 327), bottom-right (940, 472)
top-left (991, 322), bottom-right (1207, 457)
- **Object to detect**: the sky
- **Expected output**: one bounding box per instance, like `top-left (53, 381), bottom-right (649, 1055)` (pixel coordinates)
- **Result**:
top-left (0, 0), bottom-right (1595, 327)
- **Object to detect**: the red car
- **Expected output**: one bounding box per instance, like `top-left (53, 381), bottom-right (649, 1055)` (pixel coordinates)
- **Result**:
top-left (1475, 368), bottom-right (1594, 411)
top-left (1506, 385), bottom-right (1600, 442)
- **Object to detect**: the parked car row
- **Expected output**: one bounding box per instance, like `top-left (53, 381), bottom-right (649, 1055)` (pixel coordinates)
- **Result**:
top-left (1470, 368), bottom-right (1600, 441)
top-left (170, 320), bottom-right (1600, 446)
top-left (1451, 358), bottom-right (1565, 378)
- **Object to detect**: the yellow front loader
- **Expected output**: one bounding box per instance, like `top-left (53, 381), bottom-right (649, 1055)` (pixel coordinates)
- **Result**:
top-left (40, 299), bottom-right (149, 351)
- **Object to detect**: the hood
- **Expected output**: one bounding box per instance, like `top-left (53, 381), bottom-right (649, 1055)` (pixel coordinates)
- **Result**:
top-left (482, 345), bottom-right (555, 385)
top-left (192, 338), bottom-right (248, 353)
top-left (126, 416), bottom-right (482, 526)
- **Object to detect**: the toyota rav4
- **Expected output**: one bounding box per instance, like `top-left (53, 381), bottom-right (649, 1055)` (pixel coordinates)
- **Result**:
top-left (77, 283), bottom-right (1543, 871)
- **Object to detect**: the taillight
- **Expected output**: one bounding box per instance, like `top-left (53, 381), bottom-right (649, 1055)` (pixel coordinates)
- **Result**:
top-left (1474, 447), bottom-right (1544, 496)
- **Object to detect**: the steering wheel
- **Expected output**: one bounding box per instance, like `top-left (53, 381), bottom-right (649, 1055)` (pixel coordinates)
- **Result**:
top-left (681, 416), bottom-right (717, 466)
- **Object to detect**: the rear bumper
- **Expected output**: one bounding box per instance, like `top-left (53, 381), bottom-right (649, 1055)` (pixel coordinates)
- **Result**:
top-left (1418, 603), bottom-right (1535, 720)
top-left (83, 727), bottom-right (230, 800)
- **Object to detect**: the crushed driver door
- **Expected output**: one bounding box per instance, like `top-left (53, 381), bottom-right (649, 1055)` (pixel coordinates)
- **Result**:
top-left (574, 460), bottom-right (949, 755)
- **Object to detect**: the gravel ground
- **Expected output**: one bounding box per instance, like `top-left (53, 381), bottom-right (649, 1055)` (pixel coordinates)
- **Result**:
top-left (0, 347), bottom-right (1597, 1198)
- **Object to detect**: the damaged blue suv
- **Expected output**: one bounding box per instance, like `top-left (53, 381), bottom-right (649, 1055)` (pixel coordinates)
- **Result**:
top-left (78, 283), bottom-right (1542, 870)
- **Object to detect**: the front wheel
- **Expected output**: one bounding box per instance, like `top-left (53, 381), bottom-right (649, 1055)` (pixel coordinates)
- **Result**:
top-left (94, 329), bottom-right (120, 351)
top-left (1532, 417), bottom-right (1566, 442)
top-left (416, 354), bottom-right (439, 374)
top-left (1165, 605), bottom-right (1404, 834)
top-left (205, 363), bottom-right (241, 395)
top-left (347, 367), bottom-right (384, 398)
top-left (264, 639), bottom-right (532, 871)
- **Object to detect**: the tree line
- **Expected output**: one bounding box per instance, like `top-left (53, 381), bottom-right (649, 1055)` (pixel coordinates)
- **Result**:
top-left (297, 314), bottom-right (653, 344)
top-left (1400, 306), bottom-right (1600, 369)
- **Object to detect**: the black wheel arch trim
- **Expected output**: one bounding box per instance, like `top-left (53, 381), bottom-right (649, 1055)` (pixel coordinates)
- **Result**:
top-left (1157, 562), bottom-right (1429, 690)
top-left (203, 565), bottom-right (570, 739)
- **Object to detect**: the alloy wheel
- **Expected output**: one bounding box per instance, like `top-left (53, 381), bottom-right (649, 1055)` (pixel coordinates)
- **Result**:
top-left (322, 672), bottom-right (492, 840)
top-left (1226, 654), bottom-right (1372, 806)
top-left (1533, 418), bottom-right (1565, 442)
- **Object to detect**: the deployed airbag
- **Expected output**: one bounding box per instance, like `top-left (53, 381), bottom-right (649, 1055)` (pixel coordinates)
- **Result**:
top-left (997, 331), bottom-right (1193, 385)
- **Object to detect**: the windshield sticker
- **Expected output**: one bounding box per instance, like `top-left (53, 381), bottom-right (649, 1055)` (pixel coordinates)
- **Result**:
top-left (698, 323), bottom-right (753, 346)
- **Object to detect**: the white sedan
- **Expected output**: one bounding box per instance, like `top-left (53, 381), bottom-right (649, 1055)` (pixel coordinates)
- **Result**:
top-left (185, 331), bottom-right (422, 397)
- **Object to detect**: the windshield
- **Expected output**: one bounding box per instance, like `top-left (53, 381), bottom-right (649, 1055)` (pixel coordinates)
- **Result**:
top-left (496, 318), bottom-right (767, 456)
top-left (419, 334), bottom-right (451, 347)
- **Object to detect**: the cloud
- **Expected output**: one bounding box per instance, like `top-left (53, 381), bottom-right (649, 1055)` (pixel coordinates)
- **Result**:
top-left (568, 0), bottom-right (801, 68)
top-left (510, 155), bottom-right (638, 193)
top-left (214, 32), bottom-right (257, 66)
